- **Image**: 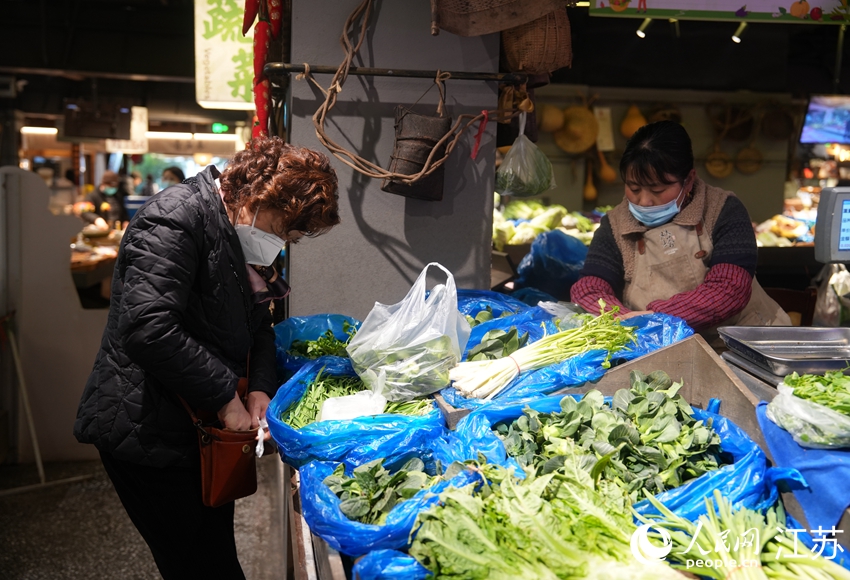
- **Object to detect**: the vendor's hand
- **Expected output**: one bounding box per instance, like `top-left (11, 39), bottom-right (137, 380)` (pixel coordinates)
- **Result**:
top-left (246, 391), bottom-right (272, 440)
top-left (618, 310), bottom-right (654, 320)
top-left (93, 217), bottom-right (109, 230)
top-left (217, 391), bottom-right (252, 431)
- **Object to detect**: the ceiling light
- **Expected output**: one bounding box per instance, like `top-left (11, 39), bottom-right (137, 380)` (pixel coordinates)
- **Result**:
top-left (732, 22), bottom-right (747, 43)
top-left (636, 18), bottom-right (652, 39)
top-left (21, 126), bottom-right (58, 135)
top-left (145, 131), bottom-right (193, 140)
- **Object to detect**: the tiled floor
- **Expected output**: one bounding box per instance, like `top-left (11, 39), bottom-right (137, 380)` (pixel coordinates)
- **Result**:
top-left (0, 456), bottom-right (286, 580)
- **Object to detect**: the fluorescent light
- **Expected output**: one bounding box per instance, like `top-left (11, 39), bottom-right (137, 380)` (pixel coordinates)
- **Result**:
top-left (193, 133), bottom-right (241, 141)
top-left (732, 22), bottom-right (747, 43)
top-left (575, 1), bottom-right (590, 5)
top-left (21, 126), bottom-right (58, 135)
top-left (196, 101), bottom-right (256, 111)
top-left (636, 18), bottom-right (652, 39)
top-left (145, 131), bottom-right (193, 140)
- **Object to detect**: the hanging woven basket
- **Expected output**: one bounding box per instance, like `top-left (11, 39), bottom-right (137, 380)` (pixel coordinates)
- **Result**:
top-left (501, 8), bottom-right (572, 75)
top-left (430, 0), bottom-right (562, 37)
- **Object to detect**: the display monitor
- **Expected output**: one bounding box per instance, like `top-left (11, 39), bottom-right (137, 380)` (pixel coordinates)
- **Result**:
top-left (801, 96), bottom-right (850, 144)
top-left (815, 187), bottom-right (850, 263)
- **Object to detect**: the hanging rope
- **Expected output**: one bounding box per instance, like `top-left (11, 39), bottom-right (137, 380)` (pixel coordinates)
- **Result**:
top-left (297, 0), bottom-right (514, 184)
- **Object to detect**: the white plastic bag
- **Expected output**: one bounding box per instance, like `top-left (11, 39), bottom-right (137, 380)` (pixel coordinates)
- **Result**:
top-left (346, 263), bottom-right (471, 402)
top-left (765, 383), bottom-right (850, 448)
top-left (812, 264), bottom-right (850, 327)
top-left (495, 112), bottom-right (555, 198)
top-left (318, 390), bottom-right (387, 422)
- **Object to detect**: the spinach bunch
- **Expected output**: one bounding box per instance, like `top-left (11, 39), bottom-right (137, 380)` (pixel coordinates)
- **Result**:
top-left (496, 370), bottom-right (726, 503)
top-left (323, 457), bottom-right (436, 525)
top-left (288, 321), bottom-right (356, 359)
top-left (466, 327), bottom-right (529, 362)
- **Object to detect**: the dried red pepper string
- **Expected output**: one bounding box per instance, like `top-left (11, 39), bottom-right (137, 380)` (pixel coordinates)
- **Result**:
top-left (242, 0), bottom-right (259, 36)
top-left (253, 20), bottom-right (271, 86)
top-left (253, 79), bottom-right (270, 140)
top-left (267, 0), bottom-right (282, 38)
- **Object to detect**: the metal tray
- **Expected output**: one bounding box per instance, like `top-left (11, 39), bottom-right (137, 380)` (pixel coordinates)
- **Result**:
top-left (717, 326), bottom-right (850, 376)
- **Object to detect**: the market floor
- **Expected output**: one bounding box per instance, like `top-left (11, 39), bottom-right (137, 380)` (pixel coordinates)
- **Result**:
top-left (0, 456), bottom-right (286, 580)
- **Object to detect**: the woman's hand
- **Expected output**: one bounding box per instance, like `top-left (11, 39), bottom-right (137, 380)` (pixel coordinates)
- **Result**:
top-left (93, 217), bottom-right (109, 230)
top-left (217, 391), bottom-right (252, 430)
top-left (246, 391), bottom-right (272, 440)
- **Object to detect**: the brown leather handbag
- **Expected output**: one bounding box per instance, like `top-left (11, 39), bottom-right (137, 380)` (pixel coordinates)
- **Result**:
top-left (181, 377), bottom-right (258, 508)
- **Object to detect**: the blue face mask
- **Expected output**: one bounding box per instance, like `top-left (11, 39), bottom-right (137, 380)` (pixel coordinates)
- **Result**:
top-left (103, 186), bottom-right (118, 196)
top-left (628, 184), bottom-right (686, 228)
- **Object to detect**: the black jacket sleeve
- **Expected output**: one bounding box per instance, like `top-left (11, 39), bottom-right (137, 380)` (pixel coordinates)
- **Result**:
top-left (80, 192), bottom-right (103, 225)
top-left (116, 194), bottom-right (238, 412)
top-left (248, 307), bottom-right (278, 397)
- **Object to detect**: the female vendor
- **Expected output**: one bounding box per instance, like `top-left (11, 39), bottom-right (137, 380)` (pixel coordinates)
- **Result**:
top-left (571, 120), bottom-right (790, 338)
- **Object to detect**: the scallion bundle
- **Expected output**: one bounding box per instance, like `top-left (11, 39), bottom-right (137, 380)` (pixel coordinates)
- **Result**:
top-left (449, 305), bottom-right (637, 400)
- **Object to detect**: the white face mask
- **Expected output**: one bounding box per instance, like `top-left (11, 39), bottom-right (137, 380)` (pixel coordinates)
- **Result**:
top-left (234, 208), bottom-right (287, 266)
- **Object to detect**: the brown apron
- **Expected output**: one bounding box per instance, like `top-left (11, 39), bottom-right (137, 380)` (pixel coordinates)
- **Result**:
top-left (622, 221), bottom-right (791, 345)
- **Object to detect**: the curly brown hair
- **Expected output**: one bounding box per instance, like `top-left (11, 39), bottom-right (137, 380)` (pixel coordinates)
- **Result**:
top-left (219, 137), bottom-right (340, 237)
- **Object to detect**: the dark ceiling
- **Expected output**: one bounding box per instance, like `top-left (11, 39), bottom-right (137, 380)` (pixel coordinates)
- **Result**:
top-left (0, 1), bottom-right (847, 125)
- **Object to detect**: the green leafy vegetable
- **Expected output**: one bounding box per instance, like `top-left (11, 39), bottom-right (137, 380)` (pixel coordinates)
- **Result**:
top-left (409, 463), bottom-right (682, 580)
top-left (495, 135), bottom-right (555, 198)
top-left (323, 457), bottom-right (437, 525)
top-left (288, 321), bottom-right (357, 359)
top-left (280, 370), bottom-right (433, 429)
top-left (784, 370), bottom-right (850, 416)
top-left (495, 370), bottom-right (727, 503)
top-left (463, 306), bottom-right (516, 328)
top-left (466, 327), bottom-right (529, 361)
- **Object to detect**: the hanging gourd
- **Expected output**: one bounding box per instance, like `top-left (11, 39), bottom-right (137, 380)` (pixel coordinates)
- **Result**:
top-left (583, 159), bottom-right (598, 202)
top-left (538, 103), bottom-right (565, 132)
top-left (620, 105), bottom-right (647, 139)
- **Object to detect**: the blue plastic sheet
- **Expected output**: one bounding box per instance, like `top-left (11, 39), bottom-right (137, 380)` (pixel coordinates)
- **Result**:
top-left (757, 401), bottom-right (850, 534)
top-left (433, 392), bottom-right (803, 521)
top-left (350, 550), bottom-right (430, 580)
top-left (266, 358), bottom-right (445, 469)
top-left (441, 312), bottom-right (693, 410)
top-left (463, 306), bottom-right (558, 361)
top-left (273, 314), bottom-right (360, 380)
top-left (513, 230), bottom-right (588, 301)
top-left (299, 461), bottom-right (481, 557)
top-left (456, 289), bottom-right (528, 319)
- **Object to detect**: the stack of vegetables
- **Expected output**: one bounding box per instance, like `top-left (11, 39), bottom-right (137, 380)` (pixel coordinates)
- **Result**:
top-left (492, 199), bottom-right (606, 250)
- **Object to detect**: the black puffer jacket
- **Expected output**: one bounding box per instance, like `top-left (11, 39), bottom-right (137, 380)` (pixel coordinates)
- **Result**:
top-left (74, 166), bottom-right (278, 468)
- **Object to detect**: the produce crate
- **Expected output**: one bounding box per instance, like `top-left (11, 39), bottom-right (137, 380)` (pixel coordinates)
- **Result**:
top-left (556, 333), bottom-right (850, 551)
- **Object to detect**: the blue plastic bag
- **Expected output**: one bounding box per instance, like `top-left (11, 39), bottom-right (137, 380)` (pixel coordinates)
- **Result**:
top-left (433, 392), bottom-right (801, 521)
top-left (456, 289), bottom-right (528, 319)
top-left (463, 306), bottom-right (558, 361)
top-left (266, 358), bottom-right (444, 469)
top-left (510, 286), bottom-right (559, 306)
top-left (513, 230), bottom-right (588, 301)
top-left (274, 314), bottom-right (360, 380)
top-left (299, 460), bottom-right (481, 557)
top-left (441, 312), bottom-right (693, 409)
top-left (351, 550), bottom-right (430, 580)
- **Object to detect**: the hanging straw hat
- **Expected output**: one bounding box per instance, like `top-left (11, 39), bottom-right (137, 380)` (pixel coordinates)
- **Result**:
top-left (554, 106), bottom-right (599, 154)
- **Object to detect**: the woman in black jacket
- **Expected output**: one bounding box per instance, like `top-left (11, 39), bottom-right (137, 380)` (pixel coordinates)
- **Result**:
top-left (74, 137), bottom-right (340, 579)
